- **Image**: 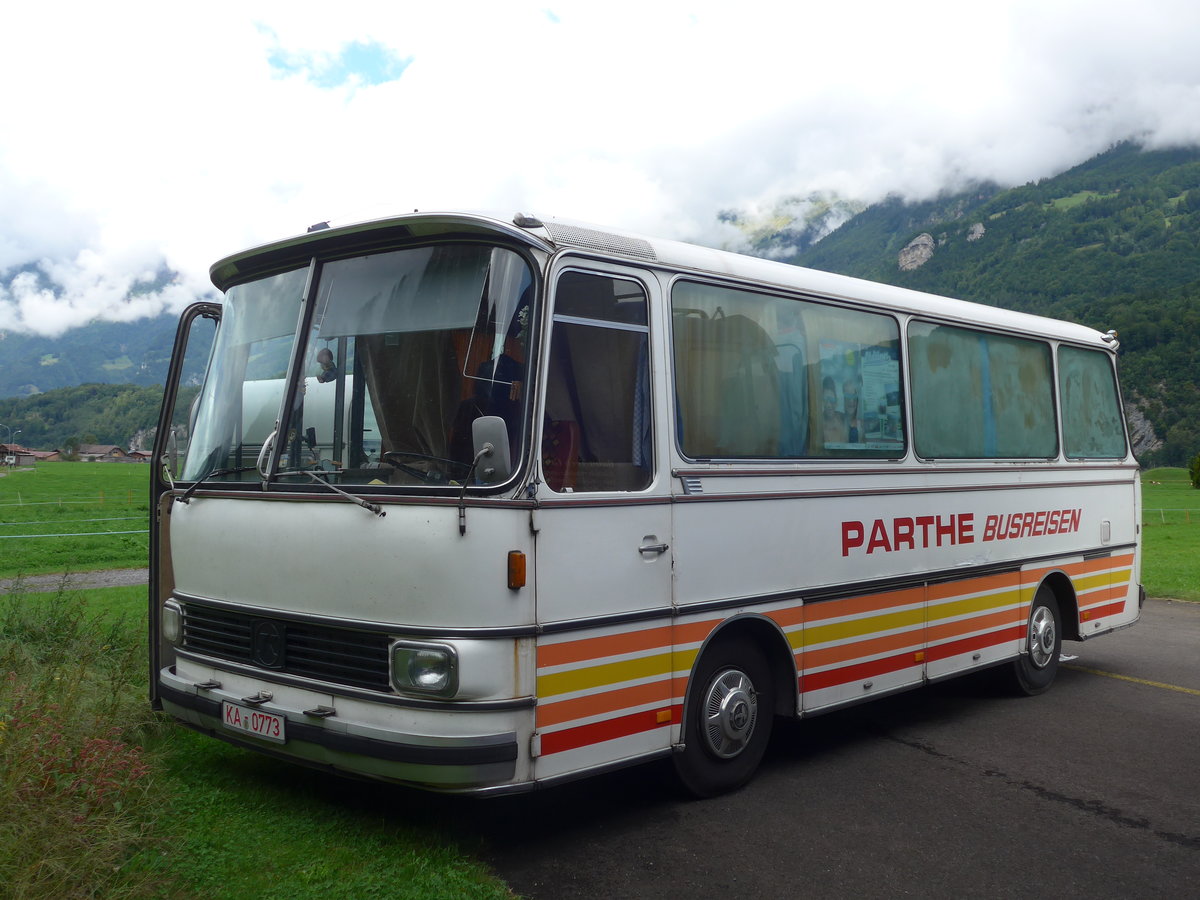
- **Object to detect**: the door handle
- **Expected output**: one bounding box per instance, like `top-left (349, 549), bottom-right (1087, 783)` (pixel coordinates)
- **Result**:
top-left (639, 539), bottom-right (669, 556)
top-left (256, 428), bottom-right (277, 479)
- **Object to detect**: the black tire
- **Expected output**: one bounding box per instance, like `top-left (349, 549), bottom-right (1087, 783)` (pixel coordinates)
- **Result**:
top-left (673, 635), bottom-right (774, 798)
top-left (1008, 586), bottom-right (1062, 696)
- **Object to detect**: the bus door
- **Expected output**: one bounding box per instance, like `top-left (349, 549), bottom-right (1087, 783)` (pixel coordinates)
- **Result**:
top-left (531, 264), bottom-right (674, 771)
top-left (534, 264), bottom-right (670, 621)
top-left (148, 301), bottom-right (220, 707)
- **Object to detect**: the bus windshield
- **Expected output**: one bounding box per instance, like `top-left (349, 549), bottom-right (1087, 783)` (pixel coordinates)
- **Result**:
top-left (183, 243), bottom-right (534, 488)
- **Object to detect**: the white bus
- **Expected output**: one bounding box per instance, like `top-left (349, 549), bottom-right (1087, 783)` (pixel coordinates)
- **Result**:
top-left (150, 211), bottom-right (1141, 796)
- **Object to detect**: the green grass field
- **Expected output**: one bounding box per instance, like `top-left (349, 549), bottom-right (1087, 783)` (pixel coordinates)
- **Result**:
top-left (0, 461), bottom-right (150, 577)
top-left (1141, 467), bottom-right (1200, 601)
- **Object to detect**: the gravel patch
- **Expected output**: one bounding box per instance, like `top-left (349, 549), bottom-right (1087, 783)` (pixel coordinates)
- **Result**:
top-left (0, 568), bottom-right (149, 594)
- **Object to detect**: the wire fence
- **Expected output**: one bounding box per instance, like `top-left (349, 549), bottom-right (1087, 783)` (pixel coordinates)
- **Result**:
top-left (1143, 508), bottom-right (1200, 525)
top-left (0, 489), bottom-right (144, 507)
top-left (0, 492), bottom-right (149, 540)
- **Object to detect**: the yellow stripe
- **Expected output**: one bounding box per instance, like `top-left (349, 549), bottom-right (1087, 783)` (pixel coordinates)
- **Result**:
top-left (538, 651), bottom-right (675, 698)
top-left (1064, 664), bottom-right (1200, 697)
top-left (927, 588), bottom-right (1021, 623)
top-left (1072, 571), bottom-right (1112, 593)
top-left (801, 606), bottom-right (925, 648)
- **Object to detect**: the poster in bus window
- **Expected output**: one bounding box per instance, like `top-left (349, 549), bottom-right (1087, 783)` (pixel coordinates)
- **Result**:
top-left (819, 340), bottom-right (902, 451)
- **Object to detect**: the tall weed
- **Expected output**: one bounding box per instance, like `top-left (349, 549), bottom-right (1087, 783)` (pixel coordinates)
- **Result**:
top-left (0, 582), bottom-right (167, 899)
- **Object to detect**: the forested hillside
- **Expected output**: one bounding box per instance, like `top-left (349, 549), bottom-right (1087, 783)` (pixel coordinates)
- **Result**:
top-left (0, 383), bottom-right (193, 452)
top-left (790, 142), bottom-right (1200, 467)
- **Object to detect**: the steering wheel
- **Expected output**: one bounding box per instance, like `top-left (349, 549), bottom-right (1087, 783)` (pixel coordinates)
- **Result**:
top-left (381, 450), bottom-right (471, 485)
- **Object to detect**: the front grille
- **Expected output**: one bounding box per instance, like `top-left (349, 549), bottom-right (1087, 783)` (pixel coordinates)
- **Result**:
top-left (180, 601), bottom-right (392, 692)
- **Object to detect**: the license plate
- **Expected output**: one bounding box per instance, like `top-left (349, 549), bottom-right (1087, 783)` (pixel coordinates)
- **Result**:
top-left (221, 701), bottom-right (286, 744)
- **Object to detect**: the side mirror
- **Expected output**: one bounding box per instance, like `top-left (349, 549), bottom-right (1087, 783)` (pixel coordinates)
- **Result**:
top-left (471, 415), bottom-right (511, 484)
top-left (167, 426), bottom-right (180, 479)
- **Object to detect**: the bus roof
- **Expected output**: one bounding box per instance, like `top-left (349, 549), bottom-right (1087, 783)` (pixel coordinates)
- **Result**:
top-left (210, 210), bottom-right (1117, 350)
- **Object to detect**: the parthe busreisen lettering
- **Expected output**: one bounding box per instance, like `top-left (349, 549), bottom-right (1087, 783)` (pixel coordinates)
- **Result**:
top-left (841, 508), bottom-right (1082, 556)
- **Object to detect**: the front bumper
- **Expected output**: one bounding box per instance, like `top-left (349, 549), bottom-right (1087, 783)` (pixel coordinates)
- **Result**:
top-left (158, 666), bottom-right (519, 791)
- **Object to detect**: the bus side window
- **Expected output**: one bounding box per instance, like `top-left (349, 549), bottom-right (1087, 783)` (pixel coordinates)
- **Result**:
top-left (1058, 345), bottom-right (1127, 458)
top-left (544, 272), bottom-right (652, 492)
top-left (672, 282), bottom-right (903, 460)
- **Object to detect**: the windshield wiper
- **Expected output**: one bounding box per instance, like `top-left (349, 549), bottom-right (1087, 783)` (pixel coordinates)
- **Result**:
top-left (174, 466), bottom-right (259, 505)
top-left (275, 468), bottom-right (386, 517)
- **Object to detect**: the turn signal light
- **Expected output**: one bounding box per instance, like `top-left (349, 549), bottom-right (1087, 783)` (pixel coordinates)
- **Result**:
top-left (508, 551), bottom-right (526, 590)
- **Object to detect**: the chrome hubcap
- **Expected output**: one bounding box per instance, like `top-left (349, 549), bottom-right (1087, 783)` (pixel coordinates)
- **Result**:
top-left (1028, 604), bottom-right (1056, 669)
top-left (701, 668), bottom-right (759, 759)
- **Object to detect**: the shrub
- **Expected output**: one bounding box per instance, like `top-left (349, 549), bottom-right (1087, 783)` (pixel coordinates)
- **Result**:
top-left (0, 584), bottom-right (166, 898)
top-left (1190, 453), bottom-right (1200, 489)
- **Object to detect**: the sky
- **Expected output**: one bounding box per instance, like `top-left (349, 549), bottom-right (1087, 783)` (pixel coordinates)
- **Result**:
top-left (3, 0), bottom-right (1200, 336)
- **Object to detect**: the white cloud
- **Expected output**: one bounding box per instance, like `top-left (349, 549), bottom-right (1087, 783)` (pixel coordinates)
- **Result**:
top-left (2, 0), bottom-right (1200, 334)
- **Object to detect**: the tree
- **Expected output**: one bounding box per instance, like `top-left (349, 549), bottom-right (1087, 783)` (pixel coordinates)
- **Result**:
top-left (1190, 453), bottom-right (1200, 489)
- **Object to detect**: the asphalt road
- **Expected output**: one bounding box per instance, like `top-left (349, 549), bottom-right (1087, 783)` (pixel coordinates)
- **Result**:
top-left (409, 597), bottom-right (1199, 899)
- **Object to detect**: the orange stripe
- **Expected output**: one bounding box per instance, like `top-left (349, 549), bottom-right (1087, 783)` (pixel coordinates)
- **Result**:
top-left (537, 678), bottom-right (680, 728)
top-left (1025, 554), bottom-right (1135, 582)
top-left (802, 586), bottom-right (924, 623)
top-left (537, 619), bottom-right (720, 668)
top-left (1079, 584), bottom-right (1132, 609)
top-left (768, 603), bottom-right (805, 628)
top-left (927, 608), bottom-right (1023, 644)
top-left (538, 624), bottom-right (673, 668)
top-left (927, 572), bottom-right (1018, 602)
top-left (800, 627), bottom-right (924, 670)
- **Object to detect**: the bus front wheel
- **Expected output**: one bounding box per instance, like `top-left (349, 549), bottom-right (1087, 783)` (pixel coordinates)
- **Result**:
top-left (674, 636), bottom-right (774, 798)
top-left (1008, 586), bottom-right (1062, 696)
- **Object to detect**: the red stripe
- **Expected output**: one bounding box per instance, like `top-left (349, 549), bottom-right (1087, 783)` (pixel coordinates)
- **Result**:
top-left (1082, 600), bottom-right (1128, 620)
top-left (541, 707), bottom-right (679, 756)
top-left (926, 625), bottom-right (1025, 662)
top-left (802, 652), bottom-right (921, 692)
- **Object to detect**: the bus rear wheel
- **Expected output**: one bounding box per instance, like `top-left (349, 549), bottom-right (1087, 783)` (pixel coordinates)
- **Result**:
top-left (1008, 586), bottom-right (1062, 696)
top-left (674, 636), bottom-right (774, 798)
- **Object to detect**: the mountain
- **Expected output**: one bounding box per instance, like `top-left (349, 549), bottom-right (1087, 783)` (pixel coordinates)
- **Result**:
top-left (784, 142), bottom-right (1200, 467)
top-left (0, 314), bottom-right (211, 451)
top-left (5, 142), bottom-right (1200, 463)
top-left (0, 313), bottom-right (209, 399)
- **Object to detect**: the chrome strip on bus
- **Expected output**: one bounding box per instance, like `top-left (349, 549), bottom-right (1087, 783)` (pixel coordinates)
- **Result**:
top-left (171, 651), bottom-right (535, 711)
top-left (172, 591), bottom-right (539, 639)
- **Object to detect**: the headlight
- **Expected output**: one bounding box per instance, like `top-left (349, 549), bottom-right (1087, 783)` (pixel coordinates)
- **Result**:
top-left (162, 599), bottom-right (183, 644)
top-left (391, 641), bottom-right (458, 697)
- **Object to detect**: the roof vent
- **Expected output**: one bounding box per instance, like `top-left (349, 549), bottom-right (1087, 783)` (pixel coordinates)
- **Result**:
top-left (543, 222), bottom-right (656, 261)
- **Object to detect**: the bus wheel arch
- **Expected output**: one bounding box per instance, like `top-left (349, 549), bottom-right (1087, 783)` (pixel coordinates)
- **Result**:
top-left (673, 617), bottom-right (794, 797)
top-left (1040, 570), bottom-right (1080, 641)
top-left (1008, 579), bottom-right (1066, 696)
